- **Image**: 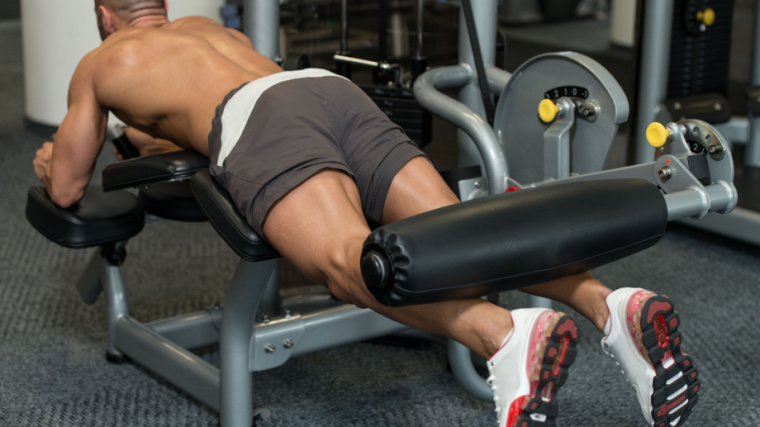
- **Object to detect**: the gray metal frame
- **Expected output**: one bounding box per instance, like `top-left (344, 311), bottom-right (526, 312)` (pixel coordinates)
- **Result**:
top-left (538, 119), bottom-right (737, 220)
top-left (415, 65), bottom-right (511, 196)
top-left (80, 250), bottom-right (411, 427)
top-left (414, 1), bottom-right (512, 197)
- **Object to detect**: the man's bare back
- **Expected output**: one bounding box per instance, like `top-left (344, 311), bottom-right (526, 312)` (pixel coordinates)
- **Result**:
top-left (34, 14), bottom-right (282, 207)
top-left (88, 17), bottom-right (283, 153)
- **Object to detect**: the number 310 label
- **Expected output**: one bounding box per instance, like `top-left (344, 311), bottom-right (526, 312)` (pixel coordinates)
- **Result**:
top-left (544, 86), bottom-right (589, 100)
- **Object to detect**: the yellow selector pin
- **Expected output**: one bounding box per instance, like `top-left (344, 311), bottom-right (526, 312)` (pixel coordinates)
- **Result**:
top-left (696, 8), bottom-right (716, 27)
top-left (646, 122), bottom-right (670, 148)
top-left (538, 99), bottom-right (560, 123)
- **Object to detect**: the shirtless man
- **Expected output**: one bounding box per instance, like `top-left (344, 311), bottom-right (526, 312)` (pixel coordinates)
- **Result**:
top-left (32, 1), bottom-right (699, 426)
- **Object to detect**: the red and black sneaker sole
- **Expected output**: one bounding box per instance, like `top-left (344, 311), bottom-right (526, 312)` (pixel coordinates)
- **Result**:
top-left (640, 296), bottom-right (699, 427)
top-left (513, 315), bottom-right (579, 427)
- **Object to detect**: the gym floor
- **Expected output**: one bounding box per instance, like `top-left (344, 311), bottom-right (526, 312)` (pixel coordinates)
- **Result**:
top-left (1, 3), bottom-right (759, 426)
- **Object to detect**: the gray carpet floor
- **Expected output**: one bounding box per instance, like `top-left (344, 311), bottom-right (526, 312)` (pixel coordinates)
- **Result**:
top-left (3, 18), bottom-right (760, 427)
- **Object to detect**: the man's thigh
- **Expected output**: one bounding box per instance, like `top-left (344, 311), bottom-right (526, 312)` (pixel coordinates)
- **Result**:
top-left (381, 156), bottom-right (460, 224)
top-left (262, 169), bottom-right (371, 289)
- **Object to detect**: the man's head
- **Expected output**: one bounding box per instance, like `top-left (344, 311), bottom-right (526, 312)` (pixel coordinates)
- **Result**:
top-left (94, 0), bottom-right (167, 40)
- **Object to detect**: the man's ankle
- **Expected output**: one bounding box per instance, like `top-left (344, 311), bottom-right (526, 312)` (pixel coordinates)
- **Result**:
top-left (595, 288), bottom-right (614, 333)
top-left (484, 313), bottom-right (514, 359)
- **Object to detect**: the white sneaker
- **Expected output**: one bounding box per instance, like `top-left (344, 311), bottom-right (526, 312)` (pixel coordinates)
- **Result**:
top-left (487, 308), bottom-right (578, 427)
top-left (601, 288), bottom-right (700, 427)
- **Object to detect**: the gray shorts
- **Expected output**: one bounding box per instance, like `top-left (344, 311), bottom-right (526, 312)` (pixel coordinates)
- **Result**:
top-left (207, 69), bottom-right (430, 237)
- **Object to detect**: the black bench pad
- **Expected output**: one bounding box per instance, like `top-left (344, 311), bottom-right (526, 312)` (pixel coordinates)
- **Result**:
top-left (139, 181), bottom-right (207, 222)
top-left (190, 169), bottom-right (280, 262)
top-left (102, 151), bottom-right (210, 192)
top-left (26, 186), bottom-right (145, 249)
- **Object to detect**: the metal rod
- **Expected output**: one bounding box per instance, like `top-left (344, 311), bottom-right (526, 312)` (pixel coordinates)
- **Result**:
top-left (456, 0), bottom-right (498, 171)
top-left (147, 310), bottom-right (222, 350)
top-left (243, 0), bottom-right (279, 60)
top-left (447, 339), bottom-right (492, 402)
top-left (340, 0), bottom-right (348, 53)
top-left (379, 0), bottom-right (388, 60)
top-left (219, 259), bottom-right (277, 427)
top-left (115, 317), bottom-right (221, 410)
top-left (334, 54), bottom-right (379, 68)
top-left (634, 0), bottom-right (674, 164)
top-left (752, 1), bottom-right (760, 86)
top-left (76, 250), bottom-right (103, 304)
top-left (414, 65), bottom-right (509, 194)
top-left (746, 2), bottom-right (760, 166)
top-left (417, 0), bottom-right (424, 59)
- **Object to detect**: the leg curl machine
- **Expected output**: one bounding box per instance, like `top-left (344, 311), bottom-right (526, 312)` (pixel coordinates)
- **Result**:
top-left (24, 10), bottom-right (736, 427)
top-left (25, 68), bottom-right (735, 427)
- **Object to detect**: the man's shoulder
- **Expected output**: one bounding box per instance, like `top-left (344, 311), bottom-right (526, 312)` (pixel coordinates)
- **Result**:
top-left (172, 16), bottom-right (217, 25)
top-left (91, 27), bottom-right (181, 61)
top-left (89, 28), bottom-right (150, 57)
top-left (166, 16), bottom-right (220, 31)
top-left (73, 47), bottom-right (103, 77)
top-left (75, 29), bottom-right (162, 79)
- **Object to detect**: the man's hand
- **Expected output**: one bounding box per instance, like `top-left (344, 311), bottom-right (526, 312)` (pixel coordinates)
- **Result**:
top-left (112, 127), bottom-right (183, 160)
top-left (33, 141), bottom-right (54, 182)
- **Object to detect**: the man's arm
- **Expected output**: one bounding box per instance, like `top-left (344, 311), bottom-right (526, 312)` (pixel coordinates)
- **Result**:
top-left (110, 127), bottom-right (183, 160)
top-left (33, 57), bottom-right (107, 208)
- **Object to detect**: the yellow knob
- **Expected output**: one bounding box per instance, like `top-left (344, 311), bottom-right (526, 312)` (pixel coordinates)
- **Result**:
top-left (696, 8), bottom-right (715, 26)
top-left (646, 122), bottom-right (670, 148)
top-left (538, 99), bottom-right (559, 123)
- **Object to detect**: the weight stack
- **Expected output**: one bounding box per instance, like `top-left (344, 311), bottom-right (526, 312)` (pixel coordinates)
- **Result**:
top-left (668, 0), bottom-right (734, 99)
top-left (361, 84), bottom-right (432, 148)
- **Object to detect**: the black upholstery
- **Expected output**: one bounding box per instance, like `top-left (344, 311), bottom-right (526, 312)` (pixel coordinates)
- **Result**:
top-left (361, 179), bottom-right (668, 306)
top-left (25, 186), bottom-right (145, 249)
top-left (102, 151), bottom-right (210, 192)
top-left (190, 169), bottom-right (280, 262)
top-left (138, 181), bottom-right (207, 222)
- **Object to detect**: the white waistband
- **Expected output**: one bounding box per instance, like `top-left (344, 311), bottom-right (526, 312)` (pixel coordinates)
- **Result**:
top-left (216, 68), bottom-right (346, 167)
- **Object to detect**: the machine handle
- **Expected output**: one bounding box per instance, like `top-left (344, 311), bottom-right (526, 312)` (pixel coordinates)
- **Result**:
top-left (107, 125), bottom-right (140, 160)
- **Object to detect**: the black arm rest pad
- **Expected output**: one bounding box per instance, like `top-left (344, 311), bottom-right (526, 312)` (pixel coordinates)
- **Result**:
top-left (102, 151), bottom-right (210, 192)
top-left (26, 186), bottom-right (145, 249)
top-left (361, 179), bottom-right (667, 306)
top-left (190, 169), bottom-right (280, 262)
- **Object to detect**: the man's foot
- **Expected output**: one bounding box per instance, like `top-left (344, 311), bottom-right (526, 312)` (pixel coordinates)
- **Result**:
top-left (487, 308), bottom-right (578, 426)
top-left (601, 288), bottom-right (700, 426)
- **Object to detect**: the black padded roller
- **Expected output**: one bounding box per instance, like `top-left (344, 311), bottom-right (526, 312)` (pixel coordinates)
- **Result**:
top-left (361, 179), bottom-right (667, 306)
